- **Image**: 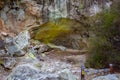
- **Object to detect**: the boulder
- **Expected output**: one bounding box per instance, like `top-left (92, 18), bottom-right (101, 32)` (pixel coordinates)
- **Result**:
top-left (5, 30), bottom-right (30, 57)
top-left (13, 30), bottom-right (30, 50)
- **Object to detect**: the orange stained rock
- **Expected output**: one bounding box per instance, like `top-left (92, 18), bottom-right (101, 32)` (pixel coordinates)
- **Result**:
top-left (0, 18), bottom-right (4, 29)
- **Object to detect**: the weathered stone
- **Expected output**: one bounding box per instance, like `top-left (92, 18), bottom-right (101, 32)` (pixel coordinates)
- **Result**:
top-left (7, 64), bottom-right (41, 80)
top-left (0, 18), bottom-right (4, 30)
top-left (13, 50), bottom-right (26, 57)
top-left (7, 64), bottom-right (59, 80)
top-left (17, 8), bottom-right (25, 21)
top-left (26, 4), bottom-right (42, 17)
top-left (92, 74), bottom-right (119, 80)
top-left (85, 68), bottom-right (110, 79)
top-left (49, 0), bottom-right (68, 21)
top-left (1, 31), bottom-right (8, 37)
top-left (14, 30), bottom-right (30, 50)
top-left (7, 64), bottom-right (78, 80)
top-left (59, 69), bottom-right (77, 80)
top-left (1, 57), bottom-right (16, 69)
top-left (1, 10), bottom-right (7, 21)
top-left (89, 4), bottom-right (102, 16)
top-left (0, 38), bottom-right (5, 50)
top-left (37, 44), bottom-right (49, 53)
top-left (0, 50), bottom-right (9, 57)
top-left (5, 30), bottom-right (30, 56)
top-left (0, 0), bottom-right (112, 33)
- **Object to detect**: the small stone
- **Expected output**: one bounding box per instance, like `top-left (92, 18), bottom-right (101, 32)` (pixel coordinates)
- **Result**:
top-left (1, 32), bottom-right (8, 36)
top-left (38, 44), bottom-right (49, 53)
top-left (41, 54), bottom-right (46, 57)
top-left (13, 50), bottom-right (26, 57)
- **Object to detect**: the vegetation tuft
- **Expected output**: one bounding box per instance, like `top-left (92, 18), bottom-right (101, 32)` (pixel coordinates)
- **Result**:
top-left (86, 0), bottom-right (120, 69)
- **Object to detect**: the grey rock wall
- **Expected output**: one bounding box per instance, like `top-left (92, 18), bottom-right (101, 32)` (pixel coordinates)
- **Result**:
top-left (0, 0), bottom-right (112, 34)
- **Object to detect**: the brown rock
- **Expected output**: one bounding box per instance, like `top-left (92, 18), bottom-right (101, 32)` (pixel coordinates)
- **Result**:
top-left (0, 18), bottom-right (4, 29)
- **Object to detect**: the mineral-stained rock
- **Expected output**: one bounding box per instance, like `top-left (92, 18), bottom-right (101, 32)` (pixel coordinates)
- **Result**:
top-left (25, 1), bottom-right (42, 17)
top-left (1, 10), bottom-right (7, 21)
top-left (0, 18), bottom-right (4, 30)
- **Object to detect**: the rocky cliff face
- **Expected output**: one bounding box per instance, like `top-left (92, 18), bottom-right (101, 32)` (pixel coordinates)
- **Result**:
top-left (0, 0), bottom-right (112, 34)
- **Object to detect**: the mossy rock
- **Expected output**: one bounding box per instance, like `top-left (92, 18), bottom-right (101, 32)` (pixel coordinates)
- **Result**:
top-left (33, 18), bottom-right (88, 49)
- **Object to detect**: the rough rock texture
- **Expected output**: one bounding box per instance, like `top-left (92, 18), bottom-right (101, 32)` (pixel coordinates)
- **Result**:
top-left (7, 64), bottom-right (77, 80)
top-left (59, 69), bottom-right (77, 80)
top-left (92, 74), bottom-right (119, 80)
top-left (5, 30), bottom-right (30, 56)
top-left (0, 0), bottom-right (112, 50)
top-left (0, 0), bottom-right (112, 34)
top-left (34, 43), bottom-right (49, 54)
top-left (0, 1), bottom-right (115, 80)
top-left (4, 48), bottom-right (86, 80)
top-left (1, 57), bottom-right (16, 69)
top-left (0, 38), bottom-right (5, 50)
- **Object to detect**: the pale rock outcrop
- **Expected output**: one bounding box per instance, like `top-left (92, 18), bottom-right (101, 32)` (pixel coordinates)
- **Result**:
top-left (7, 64), bottom-right (77, 80)
top-left (5, 30), bottom-right (30, 56)
top-left (0, 0), bottom-right (112, 34)
top-left (92, 74), bottom-right (119, 80)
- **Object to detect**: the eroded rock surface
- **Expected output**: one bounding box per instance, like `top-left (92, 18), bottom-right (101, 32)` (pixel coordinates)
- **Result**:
top-left (0, 0), bottom-right (112, 34)
top-left (5, 30), bottom-right (30, 57)
top-left (7, 64), bottom-right (77, 80)
top-left (92, 74), bottom-right (119, 80)
top-left (0, 0), bottom-right (116, 80)
top-left (1, 57), bottom-right (16, 69)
